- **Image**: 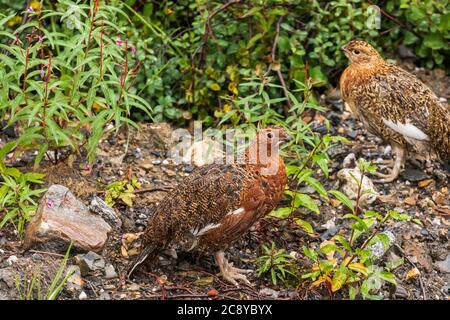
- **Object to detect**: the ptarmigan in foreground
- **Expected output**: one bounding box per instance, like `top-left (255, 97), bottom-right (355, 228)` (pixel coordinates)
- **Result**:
top-left (127, 127), bottom-right (289, 285)
top-left (340, 40), bottom-right (450, 182)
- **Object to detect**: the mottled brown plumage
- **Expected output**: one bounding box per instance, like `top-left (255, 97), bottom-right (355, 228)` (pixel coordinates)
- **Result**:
top-left (340, 40), bottom-right (450, 182)
top-left (127, 127), bottom-right (289, 285)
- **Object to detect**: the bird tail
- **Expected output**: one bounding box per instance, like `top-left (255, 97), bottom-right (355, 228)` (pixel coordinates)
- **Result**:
top-left (126, 243), bottom-right (160, 278)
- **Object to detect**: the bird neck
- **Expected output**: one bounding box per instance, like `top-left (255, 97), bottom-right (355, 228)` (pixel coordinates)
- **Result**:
top-left (243, 141), bottom-right (285, 176)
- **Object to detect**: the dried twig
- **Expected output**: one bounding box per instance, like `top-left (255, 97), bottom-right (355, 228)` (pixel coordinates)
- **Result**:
top-left (28, 249), bottom-right (65, 258)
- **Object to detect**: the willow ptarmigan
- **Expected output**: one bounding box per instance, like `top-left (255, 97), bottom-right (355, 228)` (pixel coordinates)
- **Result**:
top-left (340, 40), bottom-right (450, 182)
top-left (127, 127), bottom-right (290, 285)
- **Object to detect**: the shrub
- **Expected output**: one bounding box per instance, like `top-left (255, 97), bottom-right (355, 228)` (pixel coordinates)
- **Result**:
top-left (0, 0), bottom-right (152, 166)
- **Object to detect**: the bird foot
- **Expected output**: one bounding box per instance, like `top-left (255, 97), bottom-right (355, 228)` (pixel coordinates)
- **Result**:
top-left (220, 264), bottom-right (252, 287)
top-left (215, 251), bottom-right (253, 287)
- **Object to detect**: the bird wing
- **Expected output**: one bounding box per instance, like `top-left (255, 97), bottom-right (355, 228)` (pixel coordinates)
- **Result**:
top-left (367, 66), bottom-right (443, 142)
top-left (141, 163), bottom-right (255, 250)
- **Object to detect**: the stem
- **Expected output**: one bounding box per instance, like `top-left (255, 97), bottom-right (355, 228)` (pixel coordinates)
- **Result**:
top-left (289, 139), bottom-right (324, 213)
top-left (22, 37), bottom-right (32, 105)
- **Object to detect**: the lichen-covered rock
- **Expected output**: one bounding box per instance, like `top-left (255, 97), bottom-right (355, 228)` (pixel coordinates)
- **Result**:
top-left (337, 154), bottom-right (378, 206)
top-left (23, 185), bottom-right (111, 253)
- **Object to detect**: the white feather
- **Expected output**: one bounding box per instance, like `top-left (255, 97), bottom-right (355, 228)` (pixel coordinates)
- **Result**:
top-left (382, 118), bottom-right (429, 141)
top-left (226, 207), bottom-right (244, 216)
top-left (191, 223), bottom-right (221, 237)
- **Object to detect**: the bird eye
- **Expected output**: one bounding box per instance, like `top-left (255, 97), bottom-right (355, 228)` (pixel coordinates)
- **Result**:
top-left (353, 49), bottom-right (361, 55)
top-left (267, 132), bottom-right (274, 139)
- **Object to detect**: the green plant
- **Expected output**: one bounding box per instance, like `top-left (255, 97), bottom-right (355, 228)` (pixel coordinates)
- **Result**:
top-left (256, 242), bottom-right (297, 286)
top-left (15, 242), bottom-right (76, 300)
top-left (0, 0), bottom-right (152, 166)
top-left (301, 159), bottom-right (421, 300)
top-left (105, 176), bottom-right (141, 207)
top-left (0, 160), bottom-right (46, 236)
top-left (383, 0), bottom-right (450, 69)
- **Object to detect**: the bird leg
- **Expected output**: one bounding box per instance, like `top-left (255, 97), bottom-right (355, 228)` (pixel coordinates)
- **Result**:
top-left (373, 145), bottom-right (405, 183)
top-left (214, 251), bottom-right (252, 286)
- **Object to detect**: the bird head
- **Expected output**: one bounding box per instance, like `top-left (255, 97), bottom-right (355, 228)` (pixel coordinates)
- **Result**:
top-left (257, 126), bottom-right (291, 148)
top-left (245, 126), bottom-right (290, 174)
top-left (341, 40), bottom-right (382, 64)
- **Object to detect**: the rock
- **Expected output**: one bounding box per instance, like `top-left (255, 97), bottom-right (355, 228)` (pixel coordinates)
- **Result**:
top-left (6, 255), bottom-right (18, 266)
top-left (104, 264), bottom-right (118, 279)
top-left (74, 251), bottom-right (106, 276)
top-left (0, 268), bottom-right (15, 288)
top-left (66, 265), bottom-right (84, 295)
top-left (23, 185), bottom-right (112, 253)
top-left (337, 164), bottom-right (378, 206)
top-left (99, 290), bottom-right (111, 300)
top-left (367, 231), bottom-right (395, 259)
top-left (259, 288), bottom-right (279, 299)
top-left (342, 153), bottom-right (356, 168)
top-left (401, 168), bottom-right (429, 182)
top-left (434, 254), bottom-right (450, 274)
top-left (394, 285), bottom-right (409, 299)
top-left (0, 292), bottom-right (11, 300)
top-left (180, 138), bottom-right (224, 167)
top-left (78, 291), bottom-right (88, 300)
top-left (138, 159), bottom-right (154, 170)
top-left (89, 196), bottom-right (122, 228)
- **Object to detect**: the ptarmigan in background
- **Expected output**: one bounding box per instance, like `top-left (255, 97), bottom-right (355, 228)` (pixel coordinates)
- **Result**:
top-left (340, 40), bottom-right (450, 182)
top-left (127, 127), bottom-right (290, 286)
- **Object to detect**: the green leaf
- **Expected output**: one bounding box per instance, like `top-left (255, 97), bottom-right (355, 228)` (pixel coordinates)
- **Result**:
top-left (294, 218), bottom-right (314, 234)
top-left (423, 33), bottom-right (445, 50)
top-left (379, 271), bottom-right (396, 285)
top-left (303, 246), bottom-right (318, 260)
top-left (329, 190), bottom-right (354, 212)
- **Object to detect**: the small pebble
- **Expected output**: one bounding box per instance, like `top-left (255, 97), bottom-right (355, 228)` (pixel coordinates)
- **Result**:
top-left (79, 291), bottom-right (88, 300)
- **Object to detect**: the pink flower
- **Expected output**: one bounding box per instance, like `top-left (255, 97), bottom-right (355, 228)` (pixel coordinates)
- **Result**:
top-left (115, 38), bottom-right (123, 46)
top-left (131, 47), bottom-right (136, 55)
top-left (27, 6), bottom-right (34, 13)
top-left (46, 199), bottom-right (53, 208)
top-left (38, 36), bottom-right (44, 43)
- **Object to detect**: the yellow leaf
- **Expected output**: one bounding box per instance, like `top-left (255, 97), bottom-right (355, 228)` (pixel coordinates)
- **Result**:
top-left (228, 82), bottom-right (238, 95)
top-left (311, 276), bottom-right (326, 289)
top-left (121, 245), bottom-right (128, 258)
top-left (348, 263), bottom-right (369, 276)
top-left (418, 179), bottom-right (433, 187)
top-left (127, 248), bottom-right (139, 256)
top-left (209, 83), bottom-right (221, 91)
top-left (406, 267), bottom-right (420, 280)
top-left (123, 233), bottom-right (140, 244)
top-left (30, 0), bottom-right (42, 11)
